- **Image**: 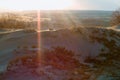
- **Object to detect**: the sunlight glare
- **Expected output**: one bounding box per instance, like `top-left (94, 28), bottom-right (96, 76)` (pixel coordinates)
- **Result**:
top-left (1, 0), bottom-right (73, 10)
top-left (36, 0), bottom-right (73, 10)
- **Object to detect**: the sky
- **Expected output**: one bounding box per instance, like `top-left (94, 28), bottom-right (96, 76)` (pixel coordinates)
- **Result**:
top-left (0, 0), bottom-right (120, 11)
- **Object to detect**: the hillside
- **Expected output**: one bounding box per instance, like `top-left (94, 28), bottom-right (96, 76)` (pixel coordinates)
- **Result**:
top-left (0, 27), bottom-right (120, 80)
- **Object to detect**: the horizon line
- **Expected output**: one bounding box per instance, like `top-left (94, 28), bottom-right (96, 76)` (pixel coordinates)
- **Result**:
top-left (0, 9), bottom-right (115, 12)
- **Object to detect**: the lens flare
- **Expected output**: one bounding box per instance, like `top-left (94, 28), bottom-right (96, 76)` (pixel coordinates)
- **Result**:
top-left (37, 10), bottom-right (41, 65)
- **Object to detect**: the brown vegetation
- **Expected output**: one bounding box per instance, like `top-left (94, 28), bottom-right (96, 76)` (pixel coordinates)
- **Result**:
top-left (0, 13), bottom-right (37, 29)
top-left (7, 47), bottom-right (80, 72)
top-left (111, 8), bottom-right (120, 26)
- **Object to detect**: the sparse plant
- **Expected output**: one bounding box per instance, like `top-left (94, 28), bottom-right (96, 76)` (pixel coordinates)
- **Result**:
top-left (32, 45), bottom-right (37, 48)
top-left (111, 8), bottom-right (120, 26)
top-left (23, 45), bottom-right (28, 49)
top-left (7, 46), bottom-right (80, 72)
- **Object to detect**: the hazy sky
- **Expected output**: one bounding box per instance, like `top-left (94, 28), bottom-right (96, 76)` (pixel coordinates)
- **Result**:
top-left (0, 0), bottom-right (120, 10)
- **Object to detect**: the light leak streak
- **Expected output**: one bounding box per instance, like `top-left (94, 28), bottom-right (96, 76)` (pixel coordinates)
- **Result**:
top-left (37, 10), bottom-right (42, 65)
top-left (37, 10), bottom-right (41, 32)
